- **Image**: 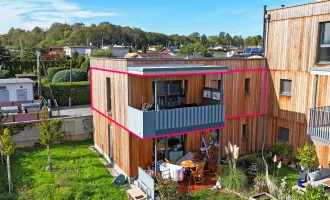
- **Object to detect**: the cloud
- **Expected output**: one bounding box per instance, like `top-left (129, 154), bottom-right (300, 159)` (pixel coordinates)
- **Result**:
top-left (0, 0), bottom-right (119, 34)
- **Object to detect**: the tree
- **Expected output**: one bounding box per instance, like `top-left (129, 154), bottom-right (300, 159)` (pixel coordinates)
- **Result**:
top-left (91, 49), bottom-right (114, 58)
top-left (141, 45), bottom-right (147, 53)
top-left (179, 42), bottom-right (212, 57)
top-left (154, 45), bottom-right (164, 53)
top-left (0, 128), bottom-right (16, 193)
top-left (36, 112), bottom-right (63, 171)
top-left (296, 143), bottom-right (317, 170)
top-left (200, 34), bottom-right (208, 46)
top-left (0, 107), bottom-right (7, 165)
top-left (20, 41), bottom-right (36, 61)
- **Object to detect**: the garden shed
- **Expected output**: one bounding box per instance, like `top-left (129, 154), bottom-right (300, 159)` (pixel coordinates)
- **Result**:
top-left (0, 78), bottom-right (34, 102)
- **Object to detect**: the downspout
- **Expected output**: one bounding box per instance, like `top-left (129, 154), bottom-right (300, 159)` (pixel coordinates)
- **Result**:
top-left (262, 5), bottom-right (267, 53)
top-left (218, 74), bottom-right (223, 166)
top-left (154, 77), bottom-right (158, 174)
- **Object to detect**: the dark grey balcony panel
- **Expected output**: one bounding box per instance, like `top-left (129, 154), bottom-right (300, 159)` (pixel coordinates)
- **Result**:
top-left (128, 104), bottom-right (225, 139)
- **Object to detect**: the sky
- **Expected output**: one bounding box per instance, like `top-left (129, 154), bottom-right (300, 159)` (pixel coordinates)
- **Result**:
top-left (0, 0), bottom-right (312, 37)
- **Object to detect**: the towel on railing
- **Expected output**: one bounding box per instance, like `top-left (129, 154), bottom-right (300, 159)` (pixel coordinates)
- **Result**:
top-left (159, 163), bottom-right (184, 182)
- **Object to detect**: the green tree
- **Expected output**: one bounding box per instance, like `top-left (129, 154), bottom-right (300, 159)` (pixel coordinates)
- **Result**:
top-left (141, 45), bottom-right (147, 53)
top-left (36, 112), bottom-right (63, 171)
top-left (0, 128), bottom-right (16, 193)
top-left (0, 107), bottom-right (6, 165)
top-left (296, 143), bottom-right (317, 170)
top-left (20, 41), bottom-right (36, 61)
top-left (91, 49), bottom-right (114, 58)
top-left (200, 34), bottom-right (208, 46)
top-left (179, 42), bottom-right (212, 57)
top-left (154, 45), bottom-right (164, 53)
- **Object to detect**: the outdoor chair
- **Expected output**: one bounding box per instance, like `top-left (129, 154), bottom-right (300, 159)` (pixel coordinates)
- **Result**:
top-left (190, 167), bottom-right (204, 185)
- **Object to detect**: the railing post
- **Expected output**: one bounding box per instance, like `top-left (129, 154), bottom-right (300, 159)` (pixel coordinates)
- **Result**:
top-left (218, 74), bottom-right (223, 166)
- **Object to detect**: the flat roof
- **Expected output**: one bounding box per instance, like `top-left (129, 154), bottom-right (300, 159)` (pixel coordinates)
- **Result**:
top-left (127, 64), bottom-right (229, 75)
top-left (310, 67), bottom-right (330, 76)
top-left (0, 78), bottom-right (34, 84)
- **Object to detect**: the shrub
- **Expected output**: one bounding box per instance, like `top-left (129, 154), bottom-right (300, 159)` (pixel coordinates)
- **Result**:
top-left (271, 142), bottom-right (285, 156)
top-left (47, 67), bottom-right (67, 82)
top-left (52, 69), bottom-right (87, 83)
top-left (284, 142), bottom-right (293, 159)
top-left (78, 56), bottom-right (86, 68)
top-left (80, 59), bottom-right (90, 72)
top-left (87, 70), bottom-right (90, 81)
top-left (42, 81), bottom-right (90, 106)
top-left (221, 168), bottom-right (248, 190)
top-left (296, 143), bottom-right (317, 169)
top-left (0, 70), bottom-right (12, 78)
top-left (91, 49), bottom-right (114, 58)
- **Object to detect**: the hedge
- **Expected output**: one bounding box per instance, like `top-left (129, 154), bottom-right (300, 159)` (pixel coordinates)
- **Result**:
top-left (47, 67), bottom-right (67, 82)
top-left (42, 81), bottom-right (90, 106)
top-left (52, 69), bottom-right (87, 83)
top-left (0, 70), bottom-right (12, 78)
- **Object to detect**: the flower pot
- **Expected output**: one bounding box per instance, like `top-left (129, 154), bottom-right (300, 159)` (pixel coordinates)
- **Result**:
top-left (283, 158), bottom-right (290, 165)
top-left (249, 192), bottom-right (276, 200)
top-left (290, 163), bottom-right (297, 169)
top-left (276, 156), bottom-right (282, 162)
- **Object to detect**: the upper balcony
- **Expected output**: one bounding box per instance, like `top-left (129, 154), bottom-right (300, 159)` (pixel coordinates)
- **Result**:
top-left (126, 64), bottom-right (228, 139)
top-left (309, 106), bottom-right (330, 142)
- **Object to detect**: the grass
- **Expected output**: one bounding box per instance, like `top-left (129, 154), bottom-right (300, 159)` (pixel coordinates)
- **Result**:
top-left (185, 189), bottom-right (241, 200)
top-left (277, 165), bottom-right (300, 187)
top-left (0, 140), bottom-right (127, 200)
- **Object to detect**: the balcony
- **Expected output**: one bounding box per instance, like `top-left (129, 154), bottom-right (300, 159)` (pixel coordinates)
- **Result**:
top-left (309, 107), bottom-right (330, 143)
top-left (128, 104), bottom-right (225, 139)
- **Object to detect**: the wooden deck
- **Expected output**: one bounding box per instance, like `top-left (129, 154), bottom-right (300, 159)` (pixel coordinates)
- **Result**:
top-left (177, 171), bottom-right (217, 195)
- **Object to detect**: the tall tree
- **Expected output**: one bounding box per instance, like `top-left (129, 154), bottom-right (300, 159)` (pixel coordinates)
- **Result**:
top-left (36, 112), bottom-right (63, 171)
top-left (20, 41), bottom-right (36, 61)
top-left (179, 42), bottom-right (212, 57)
top-left (0, 128), bottom-right (16, 194)
top-left (0, 107), bottom-right (6, 165)
top-left (200, 34), bottom-right (208, 46)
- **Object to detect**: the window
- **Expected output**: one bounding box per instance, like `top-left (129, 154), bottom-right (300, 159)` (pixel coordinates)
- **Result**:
top-left (106, 78), bottom-right (111, 112)
top-left (0, 86), bottom-right (6, 90)
top-left (278, 127), bottom-right (289, 142)
top-left (244, 78), bottom-right (250, 94)
top-left (318, 22), bottom-right (330, 63)
top-left (280, 79), bottom-right (292, 96)
top-left (242, 124), bottom-right (248, 140)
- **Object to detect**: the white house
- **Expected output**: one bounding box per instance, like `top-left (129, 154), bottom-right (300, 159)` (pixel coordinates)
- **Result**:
top-left (0, 78), bottom-right (34, 102)
top-left (63, 46), bottom-right (99, 57)
top-left (101, 46), bottom-right (129, 57)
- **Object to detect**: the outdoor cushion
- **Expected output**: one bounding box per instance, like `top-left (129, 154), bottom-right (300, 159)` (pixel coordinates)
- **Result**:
top-left (325, 168), bottom-right (330, 176)
top-left (308, 171), bottom-right (323, 182)
top-left (319, 169), bottom-right (329, 178)
top-left (175, 152), bottom-right (194, 165)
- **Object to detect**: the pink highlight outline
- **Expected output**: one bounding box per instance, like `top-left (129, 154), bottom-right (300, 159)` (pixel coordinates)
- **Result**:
top-left (89, 66), bottom-right (268, 139)
top-left (91, 106), bottom-right (225, 140)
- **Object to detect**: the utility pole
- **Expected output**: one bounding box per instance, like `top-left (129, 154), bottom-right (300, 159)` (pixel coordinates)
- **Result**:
top-left (69, 59), bottom-right (72, 107)
top-left (36, 51), bottom-right (41, 98)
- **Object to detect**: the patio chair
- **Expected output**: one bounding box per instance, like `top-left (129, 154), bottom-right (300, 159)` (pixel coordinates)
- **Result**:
top-left (190, 167), bottom-right (204, 185)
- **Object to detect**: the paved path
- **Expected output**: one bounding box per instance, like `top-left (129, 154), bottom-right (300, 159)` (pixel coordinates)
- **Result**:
top-left (52, 104), bottom-right (92, 118)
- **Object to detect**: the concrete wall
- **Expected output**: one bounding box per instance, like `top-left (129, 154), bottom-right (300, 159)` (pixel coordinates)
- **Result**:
top-left (0, 83), bottom-right (33, 102)
top-left (9, 116), bottom-right (93, 148)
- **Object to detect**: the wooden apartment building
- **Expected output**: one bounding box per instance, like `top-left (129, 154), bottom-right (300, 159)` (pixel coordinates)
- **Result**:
top-left (265, 0), bottom-right (330, 167)
top-left (90, 58), bottom-right (266, 178)
top-left (90, 0), bottom-right (330, 180)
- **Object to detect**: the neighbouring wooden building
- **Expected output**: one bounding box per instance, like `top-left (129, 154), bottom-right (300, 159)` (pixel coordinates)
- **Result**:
top-left (265, 1), bottom-right (330, 167)
top-left (90, 57), bottom-right (266, 180)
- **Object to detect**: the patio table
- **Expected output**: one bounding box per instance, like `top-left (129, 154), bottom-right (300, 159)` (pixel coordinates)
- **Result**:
top-left (180, 159), bottom-right (205, 168)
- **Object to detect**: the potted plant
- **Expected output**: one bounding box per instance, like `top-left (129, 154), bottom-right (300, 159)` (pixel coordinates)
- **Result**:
top-left (271, 142), bottom-right (284, 162)
top-left (283, 142), bottom-right (293, 165)
top-left (296, 143), bottom-right (317, 180)
top-left (290, 156), bottom-right (299, 169)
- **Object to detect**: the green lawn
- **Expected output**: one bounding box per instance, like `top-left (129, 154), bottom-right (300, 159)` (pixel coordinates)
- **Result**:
top-left (0, 141), bottom-right (127, 200)
top-left (185, 189), bottom-right (240, 200)
top-left (277, 165), bottom-right (300, 187)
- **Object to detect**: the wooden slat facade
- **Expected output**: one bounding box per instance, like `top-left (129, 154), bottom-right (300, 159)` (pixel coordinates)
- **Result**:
top-left (266, 1), bottom-right (330, 167)
top-left (91, 58), bottom-right (266, 177)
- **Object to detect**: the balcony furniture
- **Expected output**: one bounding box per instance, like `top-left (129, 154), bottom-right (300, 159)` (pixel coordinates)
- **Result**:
top-left (180, 159), bottom-right (206, 169)
top-left (127, 185), bottom-right (148, 200)
top-left (307, 168), bottom-right (330, 187)
top-left (175, 152), bottom-right (194, 165)
top-left (190, 167), bottom-right (204, 185)
top-left (1, 106), bottom-right (18, 114)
